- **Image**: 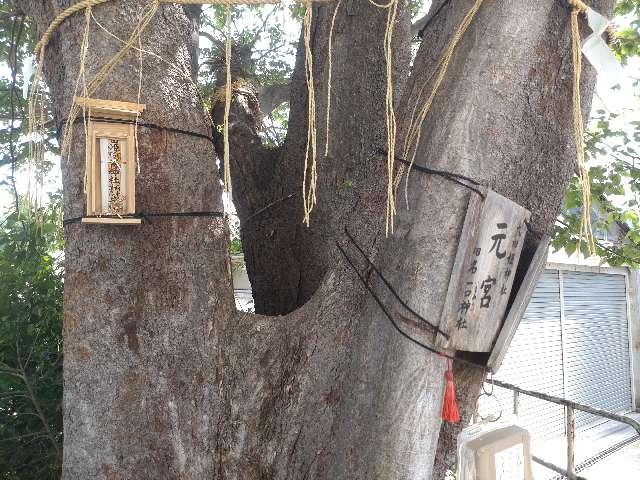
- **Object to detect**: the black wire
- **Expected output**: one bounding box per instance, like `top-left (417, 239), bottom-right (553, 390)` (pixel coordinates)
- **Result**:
top-left (336, 241), bottom-right (488, 372)
top-left (141, 211), bottom-right (224, 219)
top-left (379, 145), bottom-right (640, 266)
top-left (376, 147), bottom-right (486, 198)
top-left (63, 211), bottom-right (225, 226)
top-left (58, 116), bottom-right (215, 144)
top-left (343, 227), bottom-right (449, 339)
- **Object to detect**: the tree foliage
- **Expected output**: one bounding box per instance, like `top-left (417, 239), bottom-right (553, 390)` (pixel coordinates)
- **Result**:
top-left (0, 203), bottom-right (63, 479)
top-left (552, 4), bottom-right (640, 266)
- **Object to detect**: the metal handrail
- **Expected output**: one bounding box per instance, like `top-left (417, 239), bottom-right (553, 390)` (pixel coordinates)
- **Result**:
top-left (490, 379), bottom-right (640, 435)
top-left (486, 378), bottom-right (640, 480)
top-left (531, 455), bottom-right (587, 480)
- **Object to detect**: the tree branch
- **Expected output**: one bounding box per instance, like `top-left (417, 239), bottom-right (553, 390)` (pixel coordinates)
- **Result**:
top-left (258, 82), bottom-right (290, 116)
top-left (411, 0), bottom-right (450, 39)
top-left (16, 358), bottom-right (61, 458)
top-left (183, 5), bottom-right (202, 79)
top-left (199, 29), bottom-right (223, 49)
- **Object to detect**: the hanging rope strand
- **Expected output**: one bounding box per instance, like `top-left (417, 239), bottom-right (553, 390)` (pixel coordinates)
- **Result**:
top-left (76, 7), bottom-right (92, 193)
top-left (69, 6), bottom-right (92, 149)
top-left (384, 0), bottom-right (398, 236)
top-left (223, 2), bottom-right (233, 192)
top-left (569, 0), bottom-right (596, 255)
top-left (402, 0), bottom-right (484, 205)
top-left (26, 45), bottom-right (46, 204)
top-left (58, 0), bottom-right (160, 157)
top-left (302, 1), bottom-right (318, 226)
top-left (366, 0), bottom-right (399, 235)
top-left (324, 0), bottom-right (341, 156)
top-left (135, 28), bottom-right (143, 175)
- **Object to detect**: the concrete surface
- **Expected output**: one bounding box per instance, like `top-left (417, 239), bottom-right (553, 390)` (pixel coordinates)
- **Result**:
top-left (531, 412), bottom-right (640, 479)
top-left (579, 438), bottom-right (640, 478)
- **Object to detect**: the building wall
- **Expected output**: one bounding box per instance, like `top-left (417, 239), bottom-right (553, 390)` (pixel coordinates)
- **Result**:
top-left (627, 270), bottom-right (640, 410)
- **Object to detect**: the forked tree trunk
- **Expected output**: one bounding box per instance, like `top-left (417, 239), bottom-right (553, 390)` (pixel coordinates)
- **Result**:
top-left (18, 0), bottom-right (613, 478)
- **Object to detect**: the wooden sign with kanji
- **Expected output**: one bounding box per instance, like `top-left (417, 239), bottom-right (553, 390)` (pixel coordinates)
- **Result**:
top-left (436, 189), bottom-right (531, 352)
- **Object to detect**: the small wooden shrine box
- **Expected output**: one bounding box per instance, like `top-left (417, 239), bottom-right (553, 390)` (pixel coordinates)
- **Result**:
top-left (75, 97), bottom-right (145, 225)
top-left (458, 424), bottom-right (533, 480)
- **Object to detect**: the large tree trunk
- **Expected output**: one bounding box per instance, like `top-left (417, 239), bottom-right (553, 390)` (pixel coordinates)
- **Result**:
top-left (18, 0), bottom-right (614, 478)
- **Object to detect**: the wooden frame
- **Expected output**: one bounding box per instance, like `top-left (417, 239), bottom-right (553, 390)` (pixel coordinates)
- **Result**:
top-left (76, 97), bottom-right (145, 224)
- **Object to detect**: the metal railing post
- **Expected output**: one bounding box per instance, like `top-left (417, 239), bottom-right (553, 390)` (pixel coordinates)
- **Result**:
top-left (513, 390), bottom-right (519, 415)
top-left (566, 405), bottom-right (576, 480)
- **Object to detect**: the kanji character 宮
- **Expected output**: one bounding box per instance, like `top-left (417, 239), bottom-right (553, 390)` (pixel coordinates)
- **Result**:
top-left (480, 275), bottom-right (496, 308)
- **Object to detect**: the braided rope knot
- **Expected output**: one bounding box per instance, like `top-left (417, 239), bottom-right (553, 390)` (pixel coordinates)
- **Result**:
top-left (34, 0), bottom-right (284, 54)
top-left (568, 0), bottom-right (589, 13)
top-left (35, 0), bottom-right (110, 53)
top-left (606, 24), bottom-right (617, 46)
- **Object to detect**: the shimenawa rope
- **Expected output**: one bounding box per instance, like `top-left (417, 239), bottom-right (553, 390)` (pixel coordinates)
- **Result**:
top-left (32, 0), bottom-right (601, 246)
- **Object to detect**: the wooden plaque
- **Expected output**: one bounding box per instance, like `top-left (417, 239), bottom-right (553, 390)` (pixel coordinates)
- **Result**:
top-left (436, 189), bottom-right (531, 352)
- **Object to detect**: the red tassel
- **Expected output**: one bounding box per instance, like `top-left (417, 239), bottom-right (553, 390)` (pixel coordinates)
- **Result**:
top-left (442, 361), bottom-right (460, 423)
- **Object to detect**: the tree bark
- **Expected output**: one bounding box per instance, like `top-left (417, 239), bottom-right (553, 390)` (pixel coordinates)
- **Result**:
top-left (18, 0), bottom-right (614, 478)
top-left (20, 1), bottom-right (233, 478)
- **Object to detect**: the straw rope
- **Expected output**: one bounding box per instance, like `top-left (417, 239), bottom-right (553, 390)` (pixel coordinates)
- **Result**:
top-left (402, 0), bottom-right (484, 205)
top-left (73, 7), bottom-right (92, 192)
top-left (26, 45), bottom-right (46, 203)
top-left (53, 4), bottom-right (91, 199)
top-left (568, 0), bottom-right (588, 13)
top-left (302, 1), bottom-right (318, 226)
top-left (569, 0), bottom-right (596, 255)
top-left (134, 28), bottom-right (143, 175)
top-left (366, 0), bottom-right (398, 235)
top-left (223, 2), bottom-right (233, 192)
top-left (55, 0), bottom-right (160, 157)
top-left (324, 0), bottom-right (341, 157)
top-left (384, 0), bottom-right (398, 235)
